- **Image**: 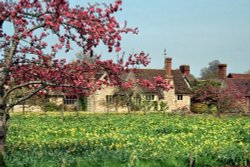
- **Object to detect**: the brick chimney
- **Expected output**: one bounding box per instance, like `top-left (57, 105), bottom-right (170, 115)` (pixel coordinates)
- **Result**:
top-left (218, 64), bottom-right (227, 80)
top-left (179, 65), bottom-right (190, 77)
top-left (165, 57), bottom-right (172, 78)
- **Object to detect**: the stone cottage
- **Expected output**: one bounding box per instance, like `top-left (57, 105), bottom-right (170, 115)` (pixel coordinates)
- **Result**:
top-left (86, 58), bottom-right (192, 112)
top-left (12, 57), bottom-right (192, 112)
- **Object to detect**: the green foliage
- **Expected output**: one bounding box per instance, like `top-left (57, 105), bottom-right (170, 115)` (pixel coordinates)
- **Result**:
top-left (79, 96), bottom-right (87, 111)
top-left (139, 100), bottom-right (169, 113)
top-left (207, 104), bottom-right (218, 113)
top-left (246, 69), bottom-right (250, 74)
top-left (41, 102), bottom-right (60, 112)
top-left (5, 113), bottom-right (250, 166)
top-left (190, 79), bottom-right (221, 92)
top-left (191, 103), bottom-right (218, 114)
top-left (130, 102), bottom-right (141, 111)
top-left (158, 101), bottom-right (169, 113)
top-left (191, 103), bottom-right (209, 114)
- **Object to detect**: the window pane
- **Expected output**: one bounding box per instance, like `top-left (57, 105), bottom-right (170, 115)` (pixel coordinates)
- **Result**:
top-left (146, 94), bottom-right (155, 101)
top-left (106, 95), bottom-right (114, 104)
top-left (64, 96), bottom-right (77, 105)
top-left (177, 95), bottom-right (183, 100)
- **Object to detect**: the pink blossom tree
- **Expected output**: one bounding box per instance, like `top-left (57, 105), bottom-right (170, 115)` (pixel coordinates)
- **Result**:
top-left (0, 0), bottom-right (171, 165)
top-left (192, 80), bottom-right (246, 114)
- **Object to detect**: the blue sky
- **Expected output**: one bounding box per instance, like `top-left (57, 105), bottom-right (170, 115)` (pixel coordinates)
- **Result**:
top-left (4, 0), bottom-right (250, 77)
top-left (78, 0), bottom-right (250, 77)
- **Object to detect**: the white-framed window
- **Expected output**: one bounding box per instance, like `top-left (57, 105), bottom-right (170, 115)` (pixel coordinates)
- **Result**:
top-left (145, 94), bottom-right (155, 101)
top-left (177, 95), bottom-right (183, 100)
top-left (64, 96), bottom-right (77, 105)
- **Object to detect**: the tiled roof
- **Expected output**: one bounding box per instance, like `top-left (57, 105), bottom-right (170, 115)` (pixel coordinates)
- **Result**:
top-left (226, 78), bottom-right (250, 97)
top-left (226, 73), bottom-right (250, 96)
top-left (134, 69), bottom-right (165, 80)
top-left (227, 73), bottom-right (250, 79)
top-left (172, 70), bottom-right (192, 94)
top-left (95, 73), bottom-right (104, 80)
top-left (133, 69), bottom-right (191, 94)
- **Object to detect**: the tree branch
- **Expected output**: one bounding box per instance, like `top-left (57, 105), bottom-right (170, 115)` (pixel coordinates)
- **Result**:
top-left (3, 81), bottom-right (44, 101)
top-left (6, 83), bottom-right (47, 111)
top-left (19, 23), bottom-right (45, 39)
top-left (4, 80), bottom-right (89, 102)
top-left (20, 12), bottom-right (43, 19)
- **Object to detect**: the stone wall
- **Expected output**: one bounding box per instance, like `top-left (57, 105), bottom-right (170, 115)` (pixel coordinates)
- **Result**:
top-left (87, 84), bottom-right (191, 113)
top-left (12, 105), bottom-right (42, 112)
top-left (174, 95), bottom-right (191, 111)
top-left (87, 85), bottom-right (128, 112)
top-left (163, 88), bottom-right (176, 111)
top-left (248, 97), bottom-right (250, 112)
top-left (163, 91), bottom-right (190, 111)
top-left (49, 96), bottom-right (63, 106)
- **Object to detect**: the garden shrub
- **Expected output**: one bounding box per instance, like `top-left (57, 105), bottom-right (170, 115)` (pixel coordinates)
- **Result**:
top-left (42, 102), bottom-right (59, 112)
top-left (191, 103), bottom-right (208, 114)
top-left (64, 105), bottom-right (77, 111)
top-left (208, 104), bottom-right (218, 113)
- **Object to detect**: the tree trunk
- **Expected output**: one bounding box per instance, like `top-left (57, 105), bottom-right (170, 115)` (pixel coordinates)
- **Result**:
top-left (0, 114), bottom-right (7, 167)
top-left (106, 104), bottom-right (110, 113)
top-left (22, 103), bottom-right (25, 115)
top-left (189, 151), bottom-right (196, 167)
top-left (143, 106), bottom-right (146, 115)
top-left (0, 34), bottom-right (16, 167)
top-left (216, 102), bottom-right (221, 117)
top-left (0, 90), bottom-right (9, 166)
top-left (61, 99), bottom-right (64, 121)
top-left (76, 96), bottom-right (80, 116)
top-left (127, 99), bottom-right (131, 114)
top-left (127, 94), bottom-right (132, 114)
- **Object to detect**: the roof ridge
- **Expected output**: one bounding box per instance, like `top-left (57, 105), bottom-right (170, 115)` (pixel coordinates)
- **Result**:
top-left (135, 68), bottom-right (164, 70)
top-left (135, 68), bottom-right (180, 71)
top-left (229, 73), bottom-right (250, 74)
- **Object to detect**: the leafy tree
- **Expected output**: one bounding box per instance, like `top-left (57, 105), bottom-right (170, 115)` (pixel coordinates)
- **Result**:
top-left (0, 0), bottom-right (170, 165)
top-left (200, 60), bottom-right (221, 79)
top-left (246, 69), bottom-right (250, 74)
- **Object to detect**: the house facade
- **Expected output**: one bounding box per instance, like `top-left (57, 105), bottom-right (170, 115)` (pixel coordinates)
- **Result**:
top-left (86, 58), bottom-right (192, 112)
top-left (12, 58), bottom-right (192, 112)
